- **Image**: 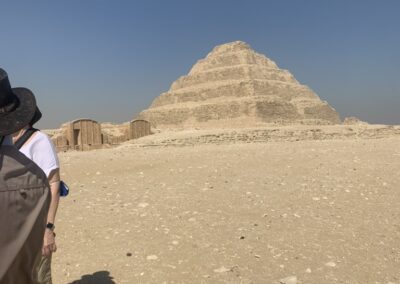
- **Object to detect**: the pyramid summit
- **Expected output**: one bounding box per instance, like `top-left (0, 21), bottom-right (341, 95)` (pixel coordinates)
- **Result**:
top-left (137, 41), bottom-right (341, 128)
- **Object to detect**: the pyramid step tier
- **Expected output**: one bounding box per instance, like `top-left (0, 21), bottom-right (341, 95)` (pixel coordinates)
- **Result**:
top-left (151, 80), bottom-right (317, 108)
top-left (139, 96), bottom-right (340, 127)
top-left (172, 65), bottom-right (298, 90)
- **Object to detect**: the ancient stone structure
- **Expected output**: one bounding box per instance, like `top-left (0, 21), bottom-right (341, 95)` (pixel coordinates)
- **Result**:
top-left (101, 123), bottom-right (129, 145)
top-left (343, 117), bottom-right (368, 125)
top-left (51, 119), bottom-right (152, 151)
top-left (128, 120), bottom-right (152, 139)
top-left (52, 119), bottom-right (103, 151)
top-left (101, 120), bottom-right (152, 143)
top-left (137, 41), bottom-right (341, 128)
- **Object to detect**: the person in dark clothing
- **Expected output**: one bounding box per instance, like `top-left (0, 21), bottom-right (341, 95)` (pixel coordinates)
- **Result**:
top-left (0, 68), bottom-right (50, 283)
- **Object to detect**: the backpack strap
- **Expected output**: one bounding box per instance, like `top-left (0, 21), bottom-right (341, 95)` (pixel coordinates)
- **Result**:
top-left (14, 128), bottom-right (39, 150)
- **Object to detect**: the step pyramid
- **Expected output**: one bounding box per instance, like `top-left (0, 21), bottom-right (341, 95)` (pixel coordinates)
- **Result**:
top-left (137, 41), bottom-right (340, 128)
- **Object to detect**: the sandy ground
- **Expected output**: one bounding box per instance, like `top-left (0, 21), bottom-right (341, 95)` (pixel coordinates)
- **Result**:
top-left (52, 135), bottom-right (400, 283)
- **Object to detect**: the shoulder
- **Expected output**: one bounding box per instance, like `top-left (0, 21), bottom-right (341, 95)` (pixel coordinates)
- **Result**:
top-left (28, 131), bottom-right (57, 152)
top-left (31, 131), bottom-right (54, 145)
top-left (28, 131), bottom-right (59, 176)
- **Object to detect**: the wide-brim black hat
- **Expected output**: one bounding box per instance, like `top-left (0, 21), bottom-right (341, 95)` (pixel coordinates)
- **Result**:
top-left (30, 106), bottom-right (42, 126)
top-left (0, 68), bottom-right (36, 136)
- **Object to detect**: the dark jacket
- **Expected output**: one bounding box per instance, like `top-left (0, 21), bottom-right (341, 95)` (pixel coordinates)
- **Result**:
top-left (0, 145), bottom-right (50, 283)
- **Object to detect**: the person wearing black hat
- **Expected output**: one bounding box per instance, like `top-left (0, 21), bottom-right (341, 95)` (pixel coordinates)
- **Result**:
top-left (12, 106), bottom-right (61, 284)
top-left (0, 68), bottom-right (51, 283)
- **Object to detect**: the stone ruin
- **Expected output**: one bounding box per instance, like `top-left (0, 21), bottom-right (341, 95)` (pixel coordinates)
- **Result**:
top-left (342, 117), bottom-right (368, 125)
top-left (136, 41), bottom-right (341, 128)
top-left (51, 119), bottom-right (152, 151)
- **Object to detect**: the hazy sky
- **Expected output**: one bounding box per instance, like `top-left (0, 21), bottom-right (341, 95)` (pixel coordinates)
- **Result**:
top-left (1, 0), bottom-right (399, 128)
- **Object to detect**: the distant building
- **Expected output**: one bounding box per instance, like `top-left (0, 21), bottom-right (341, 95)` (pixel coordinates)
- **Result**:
top-left (51, 118), bottom-right (152, 151)
top-left (128, 119), bottom-right (152, 140)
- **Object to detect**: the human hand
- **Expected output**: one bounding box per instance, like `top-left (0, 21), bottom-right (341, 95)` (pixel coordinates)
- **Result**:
top-left (42, 229), bottom-right (57, 257)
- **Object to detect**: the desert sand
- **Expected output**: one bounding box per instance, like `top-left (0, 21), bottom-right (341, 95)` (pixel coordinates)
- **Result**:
top-left (52, 126), bottom-right (400, 284)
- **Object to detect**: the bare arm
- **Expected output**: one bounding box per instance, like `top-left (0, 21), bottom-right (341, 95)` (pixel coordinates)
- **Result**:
top-left (47, 169), bottom-right (60, 224)
top-left (42, 169), bottom-right (60, 256)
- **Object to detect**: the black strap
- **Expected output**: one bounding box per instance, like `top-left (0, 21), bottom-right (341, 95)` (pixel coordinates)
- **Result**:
top-left (14, 128), bottom-right (39, 150)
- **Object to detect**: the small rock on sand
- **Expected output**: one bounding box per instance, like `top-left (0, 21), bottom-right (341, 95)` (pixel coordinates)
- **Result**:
top-left (325, 261), bottom-right (337, 267)
top-left (279, 276), bottom-right (297, 284)
top-left (213, 266), bottom-right (231, 273)
top-left (138, 202), bottom-right (149, 208)
top-left (146, 255), bottom-right (158, 260)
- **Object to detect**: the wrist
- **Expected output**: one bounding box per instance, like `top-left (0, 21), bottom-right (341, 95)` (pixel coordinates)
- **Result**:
top-left (45, 228), bottom-right (56, 238)
top-left (46, 222), bottom-right (55, 231)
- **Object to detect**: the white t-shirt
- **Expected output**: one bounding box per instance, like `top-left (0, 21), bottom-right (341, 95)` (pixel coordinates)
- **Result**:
top-left (19, 131), bottom-right (60, 177)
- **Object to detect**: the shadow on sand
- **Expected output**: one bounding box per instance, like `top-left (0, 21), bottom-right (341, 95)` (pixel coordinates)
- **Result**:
top-left (69, 270), bottom-right (115, 284)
